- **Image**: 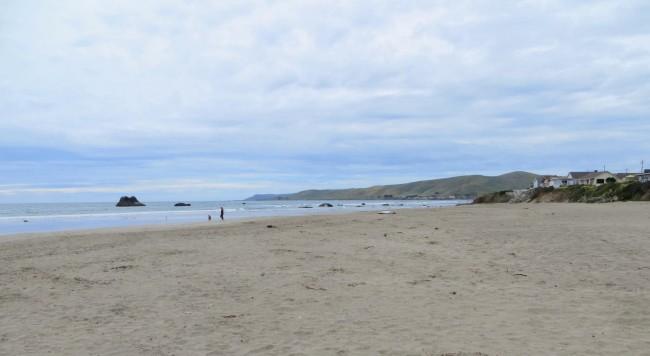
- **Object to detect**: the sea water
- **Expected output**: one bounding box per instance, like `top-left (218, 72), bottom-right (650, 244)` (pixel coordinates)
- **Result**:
top-left (0, 200), bottom-right (467, 236)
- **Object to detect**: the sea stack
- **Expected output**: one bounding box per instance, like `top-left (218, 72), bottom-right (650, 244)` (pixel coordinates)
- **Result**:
top-left (116, 196), bottom-right (146, 207)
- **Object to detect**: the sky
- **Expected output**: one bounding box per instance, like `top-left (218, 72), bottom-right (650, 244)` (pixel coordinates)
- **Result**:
top-left (1, 0), bottom-right (649, 202)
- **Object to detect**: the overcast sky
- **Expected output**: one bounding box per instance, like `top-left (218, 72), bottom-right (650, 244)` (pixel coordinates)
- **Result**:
top-left (1, 0), bottom-right (649, 202)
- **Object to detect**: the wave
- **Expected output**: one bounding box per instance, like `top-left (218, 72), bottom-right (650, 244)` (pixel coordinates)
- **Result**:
top-left (0, 208), bottom-right (226, 221)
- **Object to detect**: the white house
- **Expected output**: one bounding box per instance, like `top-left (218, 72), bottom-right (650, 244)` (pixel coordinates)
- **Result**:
top-left (616, 173), bottom-right (638, 182)
top-left (534, 170), bottom-right (628, 189)
top-left (533, 176), bottom-right (553, 188)
top-left (638, 170), bottom-right (650, 183)
top-left (568, 171), bottom-right (619, 186)
top-left (533, 175), bottom-right (576, 188)
top-left (549, 176), bottom-right (575, 188)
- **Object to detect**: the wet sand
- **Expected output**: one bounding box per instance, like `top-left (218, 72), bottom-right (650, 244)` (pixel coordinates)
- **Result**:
top-left (1, 203), bottom-right (650, 355)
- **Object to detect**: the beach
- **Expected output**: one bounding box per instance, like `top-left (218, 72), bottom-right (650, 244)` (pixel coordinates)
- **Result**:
top-left (1, 203), bottom-right (650, 355)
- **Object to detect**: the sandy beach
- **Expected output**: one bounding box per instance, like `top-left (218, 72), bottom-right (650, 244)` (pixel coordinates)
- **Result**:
top-left (1, 203), bottom-right (650, 355)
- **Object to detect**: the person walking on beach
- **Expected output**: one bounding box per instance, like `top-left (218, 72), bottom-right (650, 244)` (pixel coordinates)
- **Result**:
top-left (220, 207), bottom-right (224, 221)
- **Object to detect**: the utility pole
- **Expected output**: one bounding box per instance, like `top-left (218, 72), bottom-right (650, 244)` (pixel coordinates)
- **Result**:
top-left (643, 160), bottom-right (645, 173)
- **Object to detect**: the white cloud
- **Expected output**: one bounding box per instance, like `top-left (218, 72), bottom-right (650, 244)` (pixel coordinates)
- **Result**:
top-left (0, 180), bottom-right (266, 196)
top-left (1, 0), bottom-right (649, 200)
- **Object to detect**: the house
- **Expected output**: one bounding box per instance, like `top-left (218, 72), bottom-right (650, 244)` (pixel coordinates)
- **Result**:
top-left (533, 175), bottom-right (576, 188)
top-left (533, 176), bottom-right (554, 188)
top-left (615, 173), bottom-right (638, 182)
top-left (549, 176), bottom-right (575, 188)
top-left (568, 171), bottom-right (619, 186)
top-left (533, 170), bottom-right (634, 189)
top-left (638, 169), bottom-right (650, 183)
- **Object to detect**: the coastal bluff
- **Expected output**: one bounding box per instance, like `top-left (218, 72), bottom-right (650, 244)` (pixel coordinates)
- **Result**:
top-left (474, 181), bottom-right (650, 204)
top-left (115, 196), bottom-right (146, 207)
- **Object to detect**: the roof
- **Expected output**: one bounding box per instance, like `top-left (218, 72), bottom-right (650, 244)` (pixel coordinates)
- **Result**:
top-left (570, 171), bottom-right (614, 180)
top-left (585, 171), bottom-right (616, 180)
top-left (569, 172), bottom-right (593, 179)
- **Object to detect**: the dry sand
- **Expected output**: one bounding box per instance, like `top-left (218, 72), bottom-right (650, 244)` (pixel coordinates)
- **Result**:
top-left (1, 203), bottom-right (650, 355)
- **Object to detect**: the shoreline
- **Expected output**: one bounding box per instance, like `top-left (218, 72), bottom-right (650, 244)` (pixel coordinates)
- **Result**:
top-left (4, 200), bottom-right (645, 241)
top-left (0, 208), bottom-right (410, 242)
top-left (0, 199), bottom-right (466, 237)
top-left (0, 209), bottom-right (375, 242)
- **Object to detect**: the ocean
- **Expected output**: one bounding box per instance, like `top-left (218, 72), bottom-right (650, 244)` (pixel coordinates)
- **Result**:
top-left (0, 200), bottom-right (467, 236)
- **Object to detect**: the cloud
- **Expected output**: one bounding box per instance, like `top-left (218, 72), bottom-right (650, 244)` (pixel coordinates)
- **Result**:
top-left (1, 0), bottom-right (649, 201)
top-left (0, 180), bottom-right (265, 196)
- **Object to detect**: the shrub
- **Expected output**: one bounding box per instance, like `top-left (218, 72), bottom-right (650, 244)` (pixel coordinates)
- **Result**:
top-left (528, 187), bottom-right (554, 201)
top-left (616, 181), bottom-right (650, 201)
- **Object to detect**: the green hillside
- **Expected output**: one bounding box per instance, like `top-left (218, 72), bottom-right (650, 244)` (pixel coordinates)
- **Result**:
top-left (246, 171), bottom-right (538, 200)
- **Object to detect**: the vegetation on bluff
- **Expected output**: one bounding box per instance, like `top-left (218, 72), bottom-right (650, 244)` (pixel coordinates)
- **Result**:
top-left (474, 181), bottom-right (650, 204)
top-left (472, 190), bottom-right (516, 203)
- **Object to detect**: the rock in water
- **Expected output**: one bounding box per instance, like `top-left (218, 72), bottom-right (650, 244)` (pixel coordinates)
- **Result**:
top-left (174, 202), bottom-right (191, 207)
top-left (116, 196), bottom-right (146, 207)
top-left (318, 203), bottom-right (334, 207)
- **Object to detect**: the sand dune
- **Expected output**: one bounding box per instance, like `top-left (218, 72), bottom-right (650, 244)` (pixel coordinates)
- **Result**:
top-left (1, 203), bottom-right (650, 355)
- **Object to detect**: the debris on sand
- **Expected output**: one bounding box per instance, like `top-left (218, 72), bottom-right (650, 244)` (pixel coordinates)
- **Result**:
top-left (110, 265), bottom-right (134, 271)
top-left (377, 210), bottom-right (396, 215)
top-left (347, 282), bottom-right (366, 287)
top-left (266, 225), bottom-right (276, 228)
top-left (407, 279), bottom-right (431, 285)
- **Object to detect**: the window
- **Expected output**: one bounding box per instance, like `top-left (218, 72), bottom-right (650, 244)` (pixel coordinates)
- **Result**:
top-left (596, 179), bottom-right (605, 184)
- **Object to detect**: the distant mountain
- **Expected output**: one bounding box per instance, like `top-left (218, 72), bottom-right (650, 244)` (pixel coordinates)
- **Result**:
top-left (245, 194), bottom-right (291, 201)
top-left (246, 171), bottom-right (539, 200)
